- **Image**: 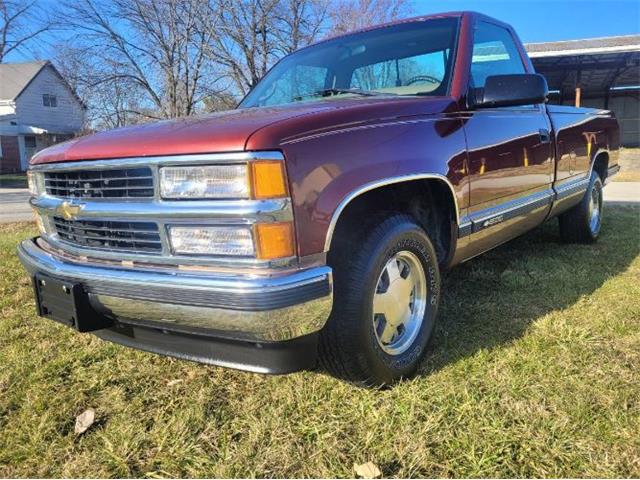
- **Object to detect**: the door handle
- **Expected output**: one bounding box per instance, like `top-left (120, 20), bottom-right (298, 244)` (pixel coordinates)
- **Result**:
top-left (539, 128), bottom-right (551, 144)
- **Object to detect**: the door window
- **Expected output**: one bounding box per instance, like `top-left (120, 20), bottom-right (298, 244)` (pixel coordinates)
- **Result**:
top-left (470, 21), bottom-right (525, 92)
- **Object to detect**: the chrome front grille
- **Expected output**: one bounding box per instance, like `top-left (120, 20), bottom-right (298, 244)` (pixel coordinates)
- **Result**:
top-left (44, 167), bottom-right (154, 199)
top-left (30, 152), bottom-right (294, 268)
top-left (53, 217), bottom-right (162, 253)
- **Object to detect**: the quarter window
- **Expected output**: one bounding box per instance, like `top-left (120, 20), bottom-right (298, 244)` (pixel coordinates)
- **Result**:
top-left (470, 21), bottom-right (525, 90)
top-left (43, 94), bottom-right (57, 107)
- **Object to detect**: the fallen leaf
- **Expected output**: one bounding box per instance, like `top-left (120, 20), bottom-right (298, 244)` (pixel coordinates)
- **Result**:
top-left (74, 408), bottom-right (96, 435)
top-left (354, 461), bottom-right (382, 479)
top-left (167, 379), bottom-right (183, 386)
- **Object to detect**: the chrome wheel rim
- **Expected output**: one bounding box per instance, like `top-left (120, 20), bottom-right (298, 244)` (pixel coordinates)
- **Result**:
top-left (372, 250), bottom-right (427, 356)
top-left (588, 182), bottom-right (602, 234)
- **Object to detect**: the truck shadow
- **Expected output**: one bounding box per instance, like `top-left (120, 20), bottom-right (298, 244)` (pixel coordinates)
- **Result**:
top-left (418, 204), bottom-right (639, 378)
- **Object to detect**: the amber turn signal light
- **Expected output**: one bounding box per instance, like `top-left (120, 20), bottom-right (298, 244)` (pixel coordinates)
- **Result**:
top-left (250, 160), bottom-right (288, 199)
top-left (255, 222), bottom-right (295, 259)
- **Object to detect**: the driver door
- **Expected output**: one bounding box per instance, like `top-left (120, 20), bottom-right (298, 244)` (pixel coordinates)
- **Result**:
top-left (462, 20), bottom-right (553, 237)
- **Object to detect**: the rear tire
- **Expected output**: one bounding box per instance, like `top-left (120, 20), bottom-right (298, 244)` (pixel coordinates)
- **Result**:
top-left (559, 170), bottom-right (603, 244)
top-left (319, 214), bottom-right (440, 387)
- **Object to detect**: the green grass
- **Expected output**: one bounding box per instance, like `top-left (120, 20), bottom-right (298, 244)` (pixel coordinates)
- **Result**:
top-left (1, 207), bottom-right (639, 478)
top-left (0, 173), bottom-right (27, 188)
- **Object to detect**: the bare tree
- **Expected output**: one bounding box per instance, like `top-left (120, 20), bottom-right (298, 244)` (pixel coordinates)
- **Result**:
top-left (202, 90), bottom-right (238, 113)
top-left (53, 0), bottom-right (412, 130)
top-left (204, 0), bottom-right (328, 95)
top-left (204, 0), bottom-right (411, 96)
top-left (0, 0), bottom-right (53, 62)
top-left (55, 43), bottom-right (146, 130)
top-left (273, 0), bottom-right (329, 55)
top-left (55, 0), bottom-right (329, 127)
top-left (59, 0), bottom-right (224, 120)
top-left (327, 0), bottom-right (411, 35)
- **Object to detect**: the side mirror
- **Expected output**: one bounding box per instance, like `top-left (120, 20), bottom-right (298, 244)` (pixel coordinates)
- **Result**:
top-left (472, 74), bottom-right (548, 108)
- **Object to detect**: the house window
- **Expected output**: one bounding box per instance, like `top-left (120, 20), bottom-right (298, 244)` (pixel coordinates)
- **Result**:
top-left (24, 136), bottom-right (37, 148)
top-left (43, 94), bottom-right (57, 107)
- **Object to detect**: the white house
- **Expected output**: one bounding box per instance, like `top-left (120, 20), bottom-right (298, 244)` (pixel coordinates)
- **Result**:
top-left (0, 61), bottom-right (86, 173)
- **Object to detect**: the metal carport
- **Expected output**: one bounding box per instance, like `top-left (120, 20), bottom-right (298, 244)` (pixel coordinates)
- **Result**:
top-left (526, 35), bottom-right (640, 146)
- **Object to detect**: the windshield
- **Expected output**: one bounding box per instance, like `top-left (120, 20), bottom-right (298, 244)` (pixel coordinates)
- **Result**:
top-left (239, 17), bottom-right (460, 108)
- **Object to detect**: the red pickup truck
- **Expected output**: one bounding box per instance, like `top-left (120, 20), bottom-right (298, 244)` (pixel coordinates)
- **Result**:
top-left (19, 11), bottom-right (620, 386)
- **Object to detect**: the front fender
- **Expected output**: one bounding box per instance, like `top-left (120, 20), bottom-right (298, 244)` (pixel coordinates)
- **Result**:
top-left (279, 115), bottom-right (469, 256)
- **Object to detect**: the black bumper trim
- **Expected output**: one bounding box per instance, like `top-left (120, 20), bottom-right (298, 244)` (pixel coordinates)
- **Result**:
top-left (96, 324), bottom-right (319, 374)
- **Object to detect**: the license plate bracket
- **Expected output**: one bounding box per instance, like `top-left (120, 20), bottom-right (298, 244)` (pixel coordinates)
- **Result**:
top-left (33, 274), bottom-right (112, 332)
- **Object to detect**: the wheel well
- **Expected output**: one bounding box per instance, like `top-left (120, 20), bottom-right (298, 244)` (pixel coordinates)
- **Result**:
top-left (327, 180), bottom-right (457, 266)
top-left (592, 152), bottom-right (609, 182)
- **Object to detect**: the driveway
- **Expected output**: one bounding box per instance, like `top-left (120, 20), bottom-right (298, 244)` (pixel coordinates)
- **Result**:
top-left (603, 181), bottom-right (640, 204)
top-left (0, 188), bottom-right (32, 224)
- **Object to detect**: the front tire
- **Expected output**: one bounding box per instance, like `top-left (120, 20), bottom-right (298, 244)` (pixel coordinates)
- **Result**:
top-left (319, 214), bottom-right (440, 387)
top-left (559, 170), bottom-right (603, 244)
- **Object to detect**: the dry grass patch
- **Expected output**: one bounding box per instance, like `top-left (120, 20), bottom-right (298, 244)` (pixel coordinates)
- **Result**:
top-left (612, 170), bottom-right (640, 182)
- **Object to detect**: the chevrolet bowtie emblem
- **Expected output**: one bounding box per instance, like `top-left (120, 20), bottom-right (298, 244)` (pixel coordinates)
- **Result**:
top-left (56, 201), bottom-right (83, 220)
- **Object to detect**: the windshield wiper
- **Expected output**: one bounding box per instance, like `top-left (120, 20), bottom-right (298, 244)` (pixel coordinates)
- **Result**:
top-left (313, 88), bottom-right (393, 98)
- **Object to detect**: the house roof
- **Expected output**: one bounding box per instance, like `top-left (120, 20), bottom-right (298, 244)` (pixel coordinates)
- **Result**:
top-left (0, 61), bottom-right (48, 100)
top-left (0, 60), bottom-right (86, 109)
top-left (525, 34), bottom-right (640, 58)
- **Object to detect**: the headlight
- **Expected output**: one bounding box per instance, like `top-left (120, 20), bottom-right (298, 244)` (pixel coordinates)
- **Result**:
top-left (160, 165), bottom-right (249, 199)
top-left (168, 222), bottom-right (295, 259)
top-left (159, 161), bottom-right (287, 200)
top-left (168, 226), bottom-right (255, 256)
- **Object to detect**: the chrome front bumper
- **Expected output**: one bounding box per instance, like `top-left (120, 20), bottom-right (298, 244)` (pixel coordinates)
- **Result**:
top-left (18, 238), bottom-right (333, 343)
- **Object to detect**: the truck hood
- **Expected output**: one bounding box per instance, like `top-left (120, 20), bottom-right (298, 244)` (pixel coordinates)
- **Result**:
top-left (31, 96), bottom-right (455, 165)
